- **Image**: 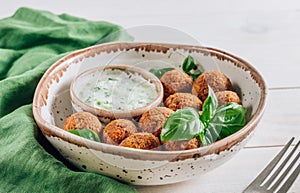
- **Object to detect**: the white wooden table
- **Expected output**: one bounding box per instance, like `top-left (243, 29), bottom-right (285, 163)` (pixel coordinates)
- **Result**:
top-left (1, 1), bottom-right (299, 192)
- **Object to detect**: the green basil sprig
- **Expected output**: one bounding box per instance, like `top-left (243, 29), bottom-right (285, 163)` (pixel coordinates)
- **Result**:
top-left (68, 128), bottom-right (101, 142)
top-left (160, 108), bottom-right (204, 141)
top-left (182, 55), bottom-right (202, 80)
top-left (149, 68), bottom-right (175, 78)
top-left (149, 55), bottom-right (201, 80)
top-left (201, 102), bottom-right (247, 146)
top-left (160, 87), bottom-right (247, 146)
top-left (200, 87), bottom-right (218, 127)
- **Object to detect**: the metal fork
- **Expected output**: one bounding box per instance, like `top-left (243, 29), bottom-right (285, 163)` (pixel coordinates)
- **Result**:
top-left (243, 137), bottom-right (300, 193)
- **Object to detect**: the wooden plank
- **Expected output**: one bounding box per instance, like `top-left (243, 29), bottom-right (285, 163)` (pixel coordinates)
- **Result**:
top-left (246, 88), bottom-right (300, 147)
top-left (137, 146), bottom-right (300, 193)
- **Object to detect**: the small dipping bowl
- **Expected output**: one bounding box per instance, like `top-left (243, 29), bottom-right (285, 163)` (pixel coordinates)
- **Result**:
top-left (70, 64), bottom-right (164, 122)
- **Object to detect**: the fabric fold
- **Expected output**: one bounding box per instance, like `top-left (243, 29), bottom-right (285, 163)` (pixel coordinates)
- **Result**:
top-left (0, 7), bottom-right (136, 193)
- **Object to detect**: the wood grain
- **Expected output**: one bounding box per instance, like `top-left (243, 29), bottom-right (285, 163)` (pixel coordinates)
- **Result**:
top-left (247, 88), bottom-right (300, 147)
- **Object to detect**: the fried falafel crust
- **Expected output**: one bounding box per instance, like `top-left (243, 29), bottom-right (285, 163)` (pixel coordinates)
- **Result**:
top-left (192, 70), bottom-right (232, 101)
top-left (215, 90), bottom-right (242, 106)
top-left (103, 119), bottom-right (138, 145)
top-left (164, 93), bottom-right (202, 111)
top-left (163, 138), bottom-right (200, 151)
top-left (119, 133), bottom-right (160, 150)
top-left (160, 70), bottom-right (193, 98)
top-left (63, 112), bottom-right (102, 134)
top-left (139, 107), bottom-right (174, 137)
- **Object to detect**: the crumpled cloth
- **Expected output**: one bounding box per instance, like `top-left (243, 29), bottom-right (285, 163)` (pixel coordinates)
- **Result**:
top-left (0, 7), bottom-right (137, 193)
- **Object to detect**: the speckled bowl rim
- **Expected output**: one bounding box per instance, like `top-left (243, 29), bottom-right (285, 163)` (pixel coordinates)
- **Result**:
top-left (70, 64), bottom-right (164, 119)
top-left (32, 42), bottom-right (268, 161)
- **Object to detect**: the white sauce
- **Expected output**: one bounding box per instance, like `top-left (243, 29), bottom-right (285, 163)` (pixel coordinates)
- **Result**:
top-left (79, 69), bottom-right (157, 111)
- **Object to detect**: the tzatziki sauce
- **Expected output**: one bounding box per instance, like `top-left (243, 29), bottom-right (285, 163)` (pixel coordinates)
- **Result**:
top-left (79, 68), bottom-right (157, 111)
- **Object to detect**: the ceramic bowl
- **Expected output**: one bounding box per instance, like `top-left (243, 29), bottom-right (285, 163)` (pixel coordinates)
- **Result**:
top-left (32, 42), bottom-right (267, 186)
top-left (70, 64), bottom-right (163, 123)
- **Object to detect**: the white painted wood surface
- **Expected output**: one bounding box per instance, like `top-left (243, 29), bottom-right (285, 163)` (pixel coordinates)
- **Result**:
top-left (1, 1), bottom-right (299, 192)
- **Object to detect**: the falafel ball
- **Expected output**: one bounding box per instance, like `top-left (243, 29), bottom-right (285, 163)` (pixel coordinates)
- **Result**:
top-left (163, 138), bottom-right (200, 151)
top-left (138, 107), bottom-right (174, 137)
top-left (192, 70), bottom-right (232, 101)
top-left (164, 93), bottom-right (203, 111)
top-left (102, 119), bottom-right (138, 145)
top-left (215, 90), bottom-right (242, 106)
top-left (63, 112), bottom-right (102, 134)
top-left (119, 133), bottom-right (160, 150)
top-left (160, 70), bottom-right (193, 98)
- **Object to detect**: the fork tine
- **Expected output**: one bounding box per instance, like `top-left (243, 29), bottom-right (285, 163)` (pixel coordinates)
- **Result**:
top-left (269, 151), bottom-right (300, 192)
top-left (262, 140), bottom-right (300, 189)
top-left (245, 137), bottom-right (295, 188)
top-left (276, 161), bottom-right (300, 193)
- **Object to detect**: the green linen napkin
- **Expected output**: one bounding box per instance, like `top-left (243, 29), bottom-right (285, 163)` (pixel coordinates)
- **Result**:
top-left (0, 7), bottom-right (137, 193)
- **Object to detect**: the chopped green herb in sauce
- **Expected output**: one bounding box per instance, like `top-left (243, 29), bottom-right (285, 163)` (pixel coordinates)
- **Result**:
top-left (79, 69), bottom-right (157, 111)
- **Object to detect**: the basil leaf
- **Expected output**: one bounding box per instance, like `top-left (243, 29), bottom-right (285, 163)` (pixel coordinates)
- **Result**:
top-left (188, 70), bottom-right (202, 81)
top-left (182, 55), bottom-right (202, 80)
top-left (200, 86), bottom-right (218, 127)
top-left (202, 102), bottom-right (246, 146)
top-left (182, 55), bottom-right (195, 73)
top-left (149, 68), bottom-right (175, 78)
top-left (69, 128), bottom-right (101, 142)
top-left (199, 128), bottom-right (214, 146)
top-left (210, 102), bottom-right (247, 139)
top-left (200, 123), bottom-right (222, 146)
top-left (161, 108), bottom-right (204, 142)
